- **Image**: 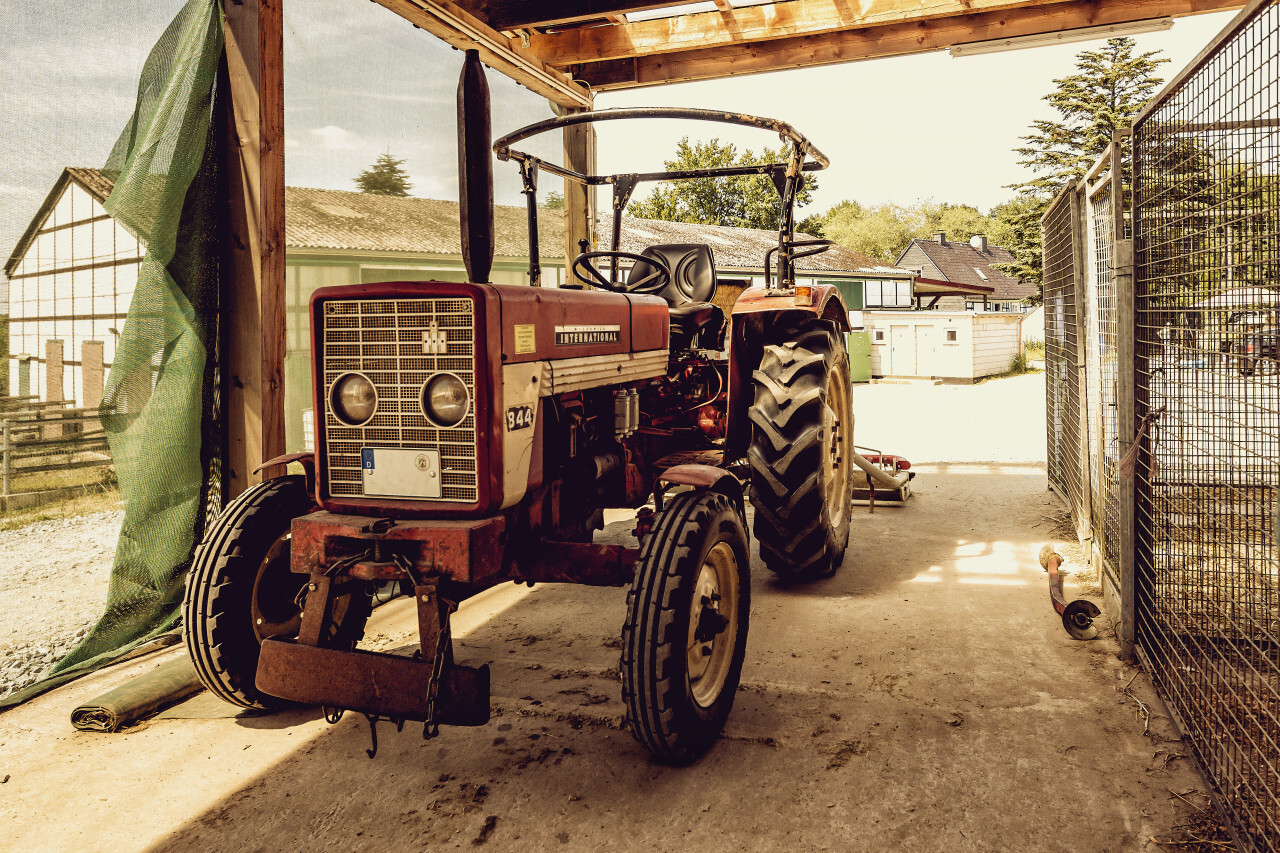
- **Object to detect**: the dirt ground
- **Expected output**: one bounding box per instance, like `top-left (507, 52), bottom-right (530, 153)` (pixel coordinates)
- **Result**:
top-left (0, 374), bottom-right (1209, 852)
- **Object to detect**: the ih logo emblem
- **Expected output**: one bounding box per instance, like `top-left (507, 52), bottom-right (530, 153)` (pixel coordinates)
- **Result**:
top-left (422, 321), bottom-right (448, 355)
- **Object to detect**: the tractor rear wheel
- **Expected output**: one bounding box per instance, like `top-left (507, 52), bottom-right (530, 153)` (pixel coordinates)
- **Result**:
top-left (183, 475), bottom-right (372, 710)
top-left (748, 319), bottom-right (853, 581)
top-left (621, 489), bottom-right (750, 764)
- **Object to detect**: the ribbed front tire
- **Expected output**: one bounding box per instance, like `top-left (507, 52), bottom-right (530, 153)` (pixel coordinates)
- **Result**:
top-left (182, 475), bottom-right (371, 710)
top-left (621, 490), bottom-right (750, 764)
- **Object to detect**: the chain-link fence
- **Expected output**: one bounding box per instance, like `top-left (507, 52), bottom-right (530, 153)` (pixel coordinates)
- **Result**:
top-left (1132, 3), bottom-right (1280, 848)
top-left (1045, 2), bottom-right (1280, 849)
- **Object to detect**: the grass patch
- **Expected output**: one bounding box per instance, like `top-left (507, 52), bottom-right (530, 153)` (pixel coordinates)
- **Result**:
top-left (0, 487), bottom-right (123, 531)
top-left (977, 343), bottom-right (1046, 384)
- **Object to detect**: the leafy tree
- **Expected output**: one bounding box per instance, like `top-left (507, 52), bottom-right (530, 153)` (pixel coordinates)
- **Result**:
top-left (541, 190), bottom-right (565, 210)
top-left (628, 138), bottom-right (818, 230)
top-left (355, 152), bottom-right (412, 196)
top-left (822, 200), bottom-right (917, 263)
top-left (920, 202), bottom-right (997, 245)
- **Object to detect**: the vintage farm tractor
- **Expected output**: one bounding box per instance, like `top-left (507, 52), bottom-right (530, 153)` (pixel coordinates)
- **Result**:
top-left (183, 54), bottom-right (854, 764)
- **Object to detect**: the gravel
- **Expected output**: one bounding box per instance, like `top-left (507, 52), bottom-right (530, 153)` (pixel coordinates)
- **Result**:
top-left (0, 510), bottom-right (123, 699)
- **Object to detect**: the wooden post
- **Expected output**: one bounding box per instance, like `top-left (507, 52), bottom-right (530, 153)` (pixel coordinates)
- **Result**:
top-left (2, 419), bottom-right (10, 510)
top-left (222, 0), bottom-right (285, 496)
top-left (1115, 237), bottom-right (1137, 662)
top-left (563, 103), bottom-right (596, 274)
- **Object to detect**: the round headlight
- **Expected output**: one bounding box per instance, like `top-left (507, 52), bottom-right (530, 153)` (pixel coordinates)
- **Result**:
top-left (330, 372), bottom-right (377, 426)
top-left (421, 373), bottom-right (470, 428)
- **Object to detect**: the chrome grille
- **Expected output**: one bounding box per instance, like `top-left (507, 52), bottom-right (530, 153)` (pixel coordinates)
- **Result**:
top-left (322, 298), bottom-right (478, 502)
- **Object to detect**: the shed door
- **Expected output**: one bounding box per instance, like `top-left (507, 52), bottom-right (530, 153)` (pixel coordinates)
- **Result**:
top-left (915, 325), bottom-right (940, 377)
top-left (890, 325), bottom-right (915, 376)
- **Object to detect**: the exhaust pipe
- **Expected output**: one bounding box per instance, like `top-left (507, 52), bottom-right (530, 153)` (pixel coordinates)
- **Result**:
top-left (457, 49), bottom-right (494, 284)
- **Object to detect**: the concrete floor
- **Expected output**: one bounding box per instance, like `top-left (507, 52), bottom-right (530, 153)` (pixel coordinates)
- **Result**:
top-left (0, 375), bottom-right (1206, 851)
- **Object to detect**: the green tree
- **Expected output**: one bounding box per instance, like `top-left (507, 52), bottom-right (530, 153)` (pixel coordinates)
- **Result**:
top-left (355, 152), bottom-right (412, 196)
top-left (628, 138), bottom-right (818, 230)
top-left (541, 190), bottom-right (565, 210)
top-left (920, 202), bottom-right (997, 245)
top-left (1004, 37), bottom-right (1167, 300)
top-left (821, 200), bottom-right (917, 263)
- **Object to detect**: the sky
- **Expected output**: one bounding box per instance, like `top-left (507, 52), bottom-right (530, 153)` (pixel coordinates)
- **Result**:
top-left (0, 1), bottom-right (1241, 265)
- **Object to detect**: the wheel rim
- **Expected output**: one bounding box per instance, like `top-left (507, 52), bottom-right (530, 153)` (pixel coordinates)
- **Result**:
top-left (822, 363), bottom-right (851, 531)
top-left (250, 532), bottom-right (305, 641)
top-left (686, 541), bottom-right (740, 708)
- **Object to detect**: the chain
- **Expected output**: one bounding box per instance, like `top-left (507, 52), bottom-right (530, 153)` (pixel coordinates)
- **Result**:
top-left (422, 594), bottom-right (457, 741)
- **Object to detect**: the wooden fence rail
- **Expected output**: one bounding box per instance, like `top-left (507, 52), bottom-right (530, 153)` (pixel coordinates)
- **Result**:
top-left (0, 398), bottom-right (114, 512)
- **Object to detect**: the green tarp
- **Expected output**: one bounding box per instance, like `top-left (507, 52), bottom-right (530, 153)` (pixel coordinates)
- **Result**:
top-left (0, 0), bottom-right (223, 710)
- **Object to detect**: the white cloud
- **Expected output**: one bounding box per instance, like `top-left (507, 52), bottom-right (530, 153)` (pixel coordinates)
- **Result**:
top-left (285, 138), bottom-right (301, 149)
top-left (309, 125), bottom-right (364, 151)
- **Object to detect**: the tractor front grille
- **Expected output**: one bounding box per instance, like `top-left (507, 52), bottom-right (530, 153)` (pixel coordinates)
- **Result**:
top-left (321, 297), bottom-right (478, 502)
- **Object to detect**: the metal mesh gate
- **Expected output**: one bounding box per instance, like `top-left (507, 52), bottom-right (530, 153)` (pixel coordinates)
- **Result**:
top-left (1132, 2), bottom-right (1280, 847)
top-left (1043, 186), bottom-right (1088, 535)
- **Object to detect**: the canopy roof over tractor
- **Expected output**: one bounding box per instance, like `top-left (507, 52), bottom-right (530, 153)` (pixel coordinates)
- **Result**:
top-left (364, 0), bottom-right (1245, 108)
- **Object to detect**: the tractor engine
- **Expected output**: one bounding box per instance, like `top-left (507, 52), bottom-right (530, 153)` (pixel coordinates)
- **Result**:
top-left (309, 280), bottom-right (673, 558)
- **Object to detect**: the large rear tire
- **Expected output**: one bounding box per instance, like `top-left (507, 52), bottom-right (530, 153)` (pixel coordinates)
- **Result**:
top-left (621, 489), bottom-right (750, 764)
top-left (748, 319), bottom-right (853, 581)
top-left (182, 475), bottom-right (372, 710)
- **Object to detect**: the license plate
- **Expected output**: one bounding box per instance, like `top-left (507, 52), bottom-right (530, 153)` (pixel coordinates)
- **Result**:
top-left (361, 448), bottom-right (442, 499)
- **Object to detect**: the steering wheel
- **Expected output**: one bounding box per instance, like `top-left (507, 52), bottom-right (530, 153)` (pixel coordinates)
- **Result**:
top-left (572, 251), bottom-right (672, 294)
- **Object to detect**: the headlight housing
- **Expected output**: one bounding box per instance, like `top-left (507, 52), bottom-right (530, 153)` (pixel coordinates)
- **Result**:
top-left (329, 372), bottom-right (378, 426)
top-left (421, 373), bottom-right (470, 428)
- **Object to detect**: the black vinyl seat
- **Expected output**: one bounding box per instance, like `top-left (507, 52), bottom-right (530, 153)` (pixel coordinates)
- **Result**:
top-left (626, 244), bottom-right (723, 350)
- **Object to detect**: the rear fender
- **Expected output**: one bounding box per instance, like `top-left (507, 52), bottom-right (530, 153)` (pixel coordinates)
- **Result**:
top-left (725, 285), bottom-right (850, 459)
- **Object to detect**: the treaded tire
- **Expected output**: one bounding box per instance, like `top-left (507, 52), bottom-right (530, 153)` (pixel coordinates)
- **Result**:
top-left (748, 319), bottom-right (854, 581)
top-left (182, 475), bottom-right (371, 710)
top-left (621, 489), bottom-right (750, 765)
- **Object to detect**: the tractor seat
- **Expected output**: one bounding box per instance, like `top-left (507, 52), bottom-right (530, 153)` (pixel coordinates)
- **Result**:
top-left (626, 244), bottom-right (723, 349)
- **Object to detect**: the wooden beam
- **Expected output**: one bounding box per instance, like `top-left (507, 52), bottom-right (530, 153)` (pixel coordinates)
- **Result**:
top-left (536, 0), bottom-right (1052, 65)
top-left (457, 2), bottom-right (683, 31)
top-left (371, 0), bottom-right (591, 108)
top-left (569, 0), bottom-right (1246, 89)
top-left (222, 0), bottom-right (286, 495)
top-left (562, 105), bottom-right (597, 273)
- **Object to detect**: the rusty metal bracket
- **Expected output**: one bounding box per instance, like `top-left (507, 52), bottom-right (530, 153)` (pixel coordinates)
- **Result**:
top-left (1039, 545), bottom-right (1101, 640)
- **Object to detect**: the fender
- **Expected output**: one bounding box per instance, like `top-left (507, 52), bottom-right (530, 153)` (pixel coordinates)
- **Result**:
top-left (723, 284), bottom-right (851, 460)
top-left (654, 463), bottom-right (747, 525)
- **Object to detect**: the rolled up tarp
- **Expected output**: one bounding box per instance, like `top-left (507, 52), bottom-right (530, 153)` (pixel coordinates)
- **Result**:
top-left (71, 655), bottom-right (203, 732)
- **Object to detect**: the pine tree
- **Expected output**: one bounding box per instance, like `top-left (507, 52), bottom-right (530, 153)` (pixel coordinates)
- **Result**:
top-left (355, 152), bottom-right (412, 196)
top-left (1013, 37), bottom-right (1167, 197)
top-left (1001, 37), bottom-right (1168, 300)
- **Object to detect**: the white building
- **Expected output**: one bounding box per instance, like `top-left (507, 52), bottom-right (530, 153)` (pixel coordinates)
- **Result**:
top-left (3, 168), bottom-right (139, 407)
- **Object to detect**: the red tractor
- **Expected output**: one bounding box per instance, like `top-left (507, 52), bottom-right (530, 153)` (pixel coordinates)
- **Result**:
top-left (183, 54), bottom-right (854, 764)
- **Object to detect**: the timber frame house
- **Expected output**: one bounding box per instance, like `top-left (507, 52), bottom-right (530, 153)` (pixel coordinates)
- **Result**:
top-left (221, 0), bottom-right (1244, 493)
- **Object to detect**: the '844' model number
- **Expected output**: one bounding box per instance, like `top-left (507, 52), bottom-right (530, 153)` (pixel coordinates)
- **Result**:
top-left (506, 405), bottom-right (534, 431)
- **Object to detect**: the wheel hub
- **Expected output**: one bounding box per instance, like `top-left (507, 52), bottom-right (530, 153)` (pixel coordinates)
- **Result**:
top-left (686, 541), bottom-right (740, 708)
top-left (823, 367), bottom-right (851, 531)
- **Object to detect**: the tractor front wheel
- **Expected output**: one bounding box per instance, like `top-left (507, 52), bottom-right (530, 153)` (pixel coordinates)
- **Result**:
top-left (748, 319), bottom-right (854, 581)
top-left (621, 489), bottom-right (750, 764)
top-left (183, 475), bottom-right (372, 710)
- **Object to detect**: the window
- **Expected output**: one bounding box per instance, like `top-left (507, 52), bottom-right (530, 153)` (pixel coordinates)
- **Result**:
top-left (974, 268), bottom-right (989, 281)
top-left (945, 329), bottom-right (958, 344)
top-left (873, 330), bottom-right (886, 343)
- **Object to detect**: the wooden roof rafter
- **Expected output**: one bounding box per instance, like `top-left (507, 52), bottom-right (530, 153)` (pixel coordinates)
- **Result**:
top-left (406, 0), bottom-right (1245, 93)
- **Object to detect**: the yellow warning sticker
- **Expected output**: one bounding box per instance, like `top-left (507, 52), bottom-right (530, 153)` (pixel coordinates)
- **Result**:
top-left (514, 324), bottom-right (536, 354)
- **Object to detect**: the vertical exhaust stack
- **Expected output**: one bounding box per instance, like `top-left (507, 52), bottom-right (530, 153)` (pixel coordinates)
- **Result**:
top-left (457, 49), bottom-right (494, 284)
